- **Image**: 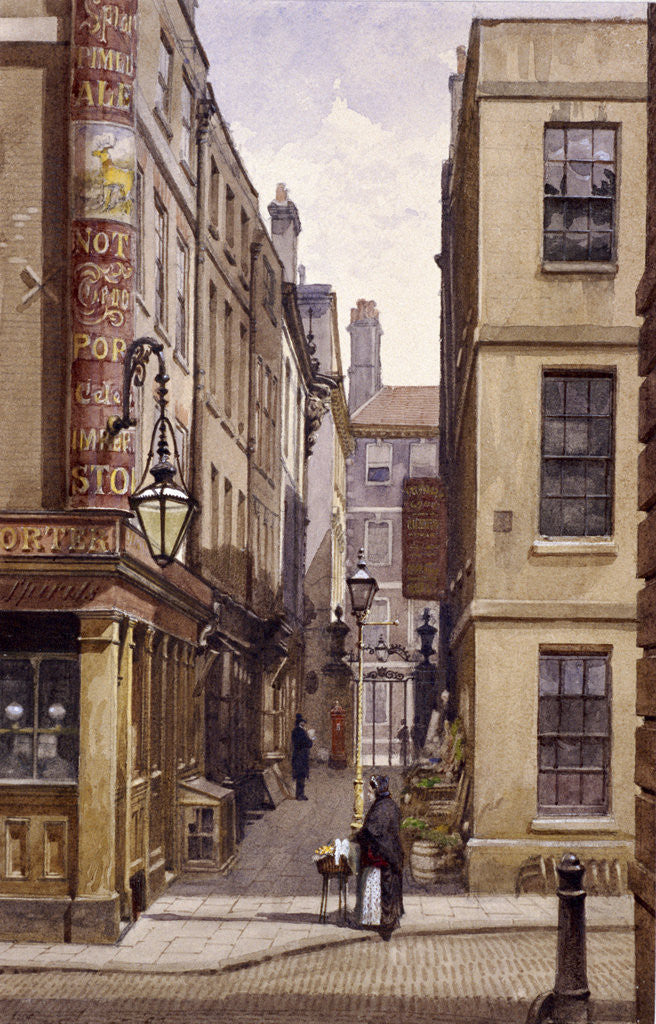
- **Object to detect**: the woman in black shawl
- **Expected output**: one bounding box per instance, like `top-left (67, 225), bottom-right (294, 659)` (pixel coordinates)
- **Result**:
top-left (353, 774), bottom-right (404, 940)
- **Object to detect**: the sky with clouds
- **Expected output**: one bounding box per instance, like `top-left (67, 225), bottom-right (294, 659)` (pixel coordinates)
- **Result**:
top-left (196, 0), bottom-right (646, 388)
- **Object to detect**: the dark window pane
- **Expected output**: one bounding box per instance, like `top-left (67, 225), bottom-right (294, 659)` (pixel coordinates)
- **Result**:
top-left (367, 466), bottom-right (390, 482)
top-left (589, 417), bottom-right (611, 456)
top-left (593, 129), bottom-right (615, 161)
top-left (0, 660), bottom-right (33, 728)
top-left (201, 808), bottom-right (214, 830)
top-left (590, 199), bottom-right (613, 230)
top-left (201, 836), bottom-right (214, 859)
top-left (582, 738), bottom-right (605, 767)
top-left (564, 199), bottom-right (589, 232)
top-left (589, 378), bottom-right (612, 415)
top-left (581, 774), bottom-right (605, 807)
top-left (545, 128), bottom-right (565, 160)
top-left (567, 162), bottom-right (592, 196)
top-left (586, 498), bottom-right (609, 536)
top-left (540, 739), bottom-right (557, 768)
top-left (539, 697), bottom-right (560, 733)
top-left (589, 233), bottom-right (612, 261)
top-left (540, 499), bottom-right (562, 536)
top-left (592, 165), bottom-right (615, 196)
top-left (562, 660), bottom-right (584, 695)
top-left (557, 738), bottom-right (581, 767)
top-left (0, 733), bottom-right (33, 779)
top-left (558, 772), bottom-right (582, 807)
top-left (39, 660), bottom-right (79, 728)
top-left (545, 162), bottom-right (565, 195)
top-left (544, 198), bottom-right (565, 231)
top-left (586, 460), bottom-right (608, 495)
top-left (565, 379), bottom-right (589, 415)
top-left (564, 419), bottom-right (588, 455)
top-left (544, 232), bottom-right (565, 260)
top-left (542, 461), bottom-right (562, 497)
top-left (539, 658), bottom-right (560, 696)
top-left (538, 772), bottom-right (557, 806)
top-left (562, 499), bottom-right (586, 536)
top-left (560, 697), bottom-right (584, 733)
top-left (564, 232), bottom-right (589, 260)
top-left (584, 700), bottom-right (608, 734)
top-left (567, 128), bottom-right (593, 159)
top-left (586, 660), bottom-right (607, 696)
top-left (544, 378), bottom-right (564, 415)
top-left (544, 419), bottom-right (565, 455)
top-left (562, 461), bottom-right (586, 496)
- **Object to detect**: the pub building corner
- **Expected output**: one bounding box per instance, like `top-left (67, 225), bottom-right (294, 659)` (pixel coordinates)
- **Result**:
top-left (0, 0), bottom-right (314, 944)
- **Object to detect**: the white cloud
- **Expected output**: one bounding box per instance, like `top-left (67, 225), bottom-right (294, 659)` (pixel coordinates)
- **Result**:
top-left (234, 94), bottom-right (448, 386)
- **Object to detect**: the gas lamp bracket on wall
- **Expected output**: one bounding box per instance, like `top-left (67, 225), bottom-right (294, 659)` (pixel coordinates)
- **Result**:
top-left (106, 336), bottom-right (197, 567)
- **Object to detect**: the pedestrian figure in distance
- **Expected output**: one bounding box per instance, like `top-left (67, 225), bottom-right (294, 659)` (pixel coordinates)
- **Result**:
top-left (291, 713), bottom-right (313, 800)
top-left (396, 719), bottom-right (410, 767)
top-left (353, 775), bottom-right (404, 941)
top-left (410, 717), bottom-right (423, 761)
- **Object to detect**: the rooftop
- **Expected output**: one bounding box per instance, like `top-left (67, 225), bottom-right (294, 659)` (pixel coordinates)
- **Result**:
top-left (350, 386), bottom-right (439, 434)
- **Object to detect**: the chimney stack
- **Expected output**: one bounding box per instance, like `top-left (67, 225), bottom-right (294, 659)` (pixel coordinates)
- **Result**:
top-left (456, 45), bottom-right (467, 75)
top-left (268, 183), bottom-right (301, 284)
top-left (347, 299), bottom-right (383, 414)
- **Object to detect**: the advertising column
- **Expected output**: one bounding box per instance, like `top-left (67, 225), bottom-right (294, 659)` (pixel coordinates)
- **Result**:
top-left (69, 1), bottom-right (138, 509)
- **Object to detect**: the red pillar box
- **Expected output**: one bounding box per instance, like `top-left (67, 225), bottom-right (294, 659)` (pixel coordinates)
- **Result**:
top-left (329, 700), bottom-right (347, 769)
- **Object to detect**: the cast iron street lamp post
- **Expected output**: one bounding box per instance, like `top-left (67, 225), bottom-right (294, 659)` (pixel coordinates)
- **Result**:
top-left (346, 548), bottom-right (378, 829)
top-left (107, 336), bottom-right (197, 566)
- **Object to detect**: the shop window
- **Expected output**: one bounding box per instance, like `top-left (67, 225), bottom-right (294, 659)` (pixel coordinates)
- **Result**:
top-left (540, 372), bottom-right (614, 537)
top-left (538, 651), bottom-right (611, 815)
top-left (187, 806), bottom-right (215, 861)
top-left (0, 656), bottom-right (79, 782)
top-left (543, 125), bottom-right (616, 263)
top-left (366, 442), bottom-right (392, 483)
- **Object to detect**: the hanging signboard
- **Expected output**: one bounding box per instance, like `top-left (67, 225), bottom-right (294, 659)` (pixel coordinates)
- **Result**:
top-left (402, 477), bottom-right (447, 599)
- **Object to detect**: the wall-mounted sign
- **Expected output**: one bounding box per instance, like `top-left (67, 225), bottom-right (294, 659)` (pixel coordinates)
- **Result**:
top-left (402, 477), bottom-right (447, 600)
top-left (69, 0), bottom-right (138, 509)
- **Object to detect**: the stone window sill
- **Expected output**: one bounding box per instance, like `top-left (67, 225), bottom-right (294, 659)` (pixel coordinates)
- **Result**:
top-left (154, 321), bottom-right (171, 347)
top-left (541, 261), bottom-right (618, 276)
top-left (530, 538), bottom-right (617, 557)
top-left (153, 106), bottom-right (173, 142)
top-left (531, 816), bottom-right (618, 834)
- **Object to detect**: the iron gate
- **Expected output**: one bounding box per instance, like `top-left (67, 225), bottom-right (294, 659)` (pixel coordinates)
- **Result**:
top-left (353, 665), bottom-right (415, 767)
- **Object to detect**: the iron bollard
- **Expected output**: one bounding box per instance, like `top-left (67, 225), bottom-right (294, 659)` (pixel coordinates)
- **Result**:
top-left (526, 853), bottom-right (590, 1024)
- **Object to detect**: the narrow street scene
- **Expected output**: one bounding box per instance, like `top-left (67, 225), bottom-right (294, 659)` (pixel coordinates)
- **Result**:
top-left (0, 0), bottom-right (655, 1022)
top-left (0, 765), bottom-right (635, 1022)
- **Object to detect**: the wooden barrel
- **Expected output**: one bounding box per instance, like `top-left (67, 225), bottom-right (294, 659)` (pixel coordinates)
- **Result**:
top-left (410, 840), bottom-right (444, 883)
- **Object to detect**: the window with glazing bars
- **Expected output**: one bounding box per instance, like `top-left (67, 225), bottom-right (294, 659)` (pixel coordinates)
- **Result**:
top-left (540, 373), bottom-right (614, 537)
top-left (155, 34), bottom-right (173, 119)
top-left (538, 652), bottom-right (610, 815)
top-left (543, 125), bottom-right (616, 262)
top-left (154, 194), bottom-right (167, 325)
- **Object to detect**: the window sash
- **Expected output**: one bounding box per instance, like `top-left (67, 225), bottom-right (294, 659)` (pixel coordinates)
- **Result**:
top-left (175, 239), bottom-right (188, 358)
top-left (539, 373), bottom-right (614, 538)
top-left (366, 443), bottom-right (392, 483)
top-left (0, 654), bottom-right (79, 782)
top-left (154, 196), bottom-right (167, 325)
top-left (543, 125), bottom-right (616, 263)
top-left (365, 520), bottom-right (391, 566)
top-left (180, 81), bottom-right (193, 165)
top-left (537, 652), bottom-right (610, 815)
top-left (156, 37), bottom-right (172, 117)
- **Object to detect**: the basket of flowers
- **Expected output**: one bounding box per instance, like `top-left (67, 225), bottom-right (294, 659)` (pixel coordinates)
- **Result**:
top-left (313, 842), bottom-right (352, 876)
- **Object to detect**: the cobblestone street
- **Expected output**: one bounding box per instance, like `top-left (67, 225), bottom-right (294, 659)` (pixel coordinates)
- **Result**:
top-left (0, 929), bottom-right (634, 1024)
top-left (0, 765), bottom-right (636, 1022)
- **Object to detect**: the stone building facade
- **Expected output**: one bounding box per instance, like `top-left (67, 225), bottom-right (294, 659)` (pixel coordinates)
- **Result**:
top-left (439, 18), bottom-right (646, 894)
top-left (346, 302), bottom-right (440, 768)
top-left (0, 0), bottom-right (319, 942)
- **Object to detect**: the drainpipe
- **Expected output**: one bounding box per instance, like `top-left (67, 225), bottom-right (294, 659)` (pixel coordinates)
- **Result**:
top-left (189, 97), bottom-right (212, 573)
top-left (245, 236), bottom-right (262, 606)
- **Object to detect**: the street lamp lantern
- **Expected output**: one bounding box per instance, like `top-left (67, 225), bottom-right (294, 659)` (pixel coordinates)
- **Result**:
top-left (346, 548), bottom-right (378, 830)
top-left (374, 634), bottom-right (389, 663)
top-left (107, 337), bottom-right (197, 567)
top-left (346, 549), bottom-right (379, 618)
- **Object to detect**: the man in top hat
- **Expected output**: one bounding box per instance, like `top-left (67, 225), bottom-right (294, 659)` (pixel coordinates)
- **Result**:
top-left (291, 713), bottom-right (313, 800)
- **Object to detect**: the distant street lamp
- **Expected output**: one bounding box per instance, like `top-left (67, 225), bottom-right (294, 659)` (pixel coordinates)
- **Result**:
top-left (346, 548), bottom-right (378, 828)
top-left (107, 337), bottom-right (197, 567)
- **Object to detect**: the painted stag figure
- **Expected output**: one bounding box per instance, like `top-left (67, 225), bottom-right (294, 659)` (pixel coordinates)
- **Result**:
top-left (92, 141), bottom-right (134, 215)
